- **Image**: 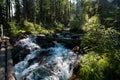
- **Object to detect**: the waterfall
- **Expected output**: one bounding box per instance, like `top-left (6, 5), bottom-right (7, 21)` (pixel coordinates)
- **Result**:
top-left (14, 35), bottom-right (81, 80)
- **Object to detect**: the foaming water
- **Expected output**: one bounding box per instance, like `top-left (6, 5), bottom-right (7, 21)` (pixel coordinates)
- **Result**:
top-left (14, 36), bottom-right (81, 80)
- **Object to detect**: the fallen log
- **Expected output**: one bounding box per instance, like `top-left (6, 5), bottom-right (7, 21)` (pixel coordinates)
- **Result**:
top-left (36, 35), bottom-right (81, 48)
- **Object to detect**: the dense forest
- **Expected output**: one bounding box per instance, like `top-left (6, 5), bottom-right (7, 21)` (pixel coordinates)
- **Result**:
top-left (0, 0), bottom-right (120, 80)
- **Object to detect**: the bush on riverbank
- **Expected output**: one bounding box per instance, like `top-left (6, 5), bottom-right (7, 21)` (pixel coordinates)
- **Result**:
top-left (79, 51), bottom-right (109, 80)
top-left (78, 22), bottom-right (120, 80)
top-left (79, 50), bottom-right (120, 80)
top-left (8, 20), bottom-right (55, 36)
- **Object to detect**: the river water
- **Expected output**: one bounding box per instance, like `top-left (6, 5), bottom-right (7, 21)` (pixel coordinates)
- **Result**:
top-left (14, 35), bottom-right (81, 80)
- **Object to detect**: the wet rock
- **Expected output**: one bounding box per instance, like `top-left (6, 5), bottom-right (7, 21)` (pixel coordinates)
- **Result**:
top-left (12, 45), bottom-right (32, 65)
top-left (24, 45), bottom-right (31, 53)
top-left (28, 50), bottom-right (52, 65)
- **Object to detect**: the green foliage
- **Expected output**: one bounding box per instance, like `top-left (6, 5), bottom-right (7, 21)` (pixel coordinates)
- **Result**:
top-left (23, 20), bottom-right (53, 35)
top-left (53, 21), bottom-right (65, 31)
top-left (9, 21), bottom-right (19, 36)
top-left (105, 50), bottom-right (120, 80)
top-left (81, 26), bottom-right (119, 53)
top-left (82, 15), bottom-right (100, 31)
top-left (23, 20), bottom-right (37, 34)
top-left (79, 11), bottom-right (120, 80)
top-left (79, 50), bottom-right (120, 80)
top-left (70, 20), bottom-right (83, 33)
top-left (8, 20), bottom-right (53, 36)
top-left (79, 51), bottom-right (109, 80)
top-left (43, 21), bottom-right (65, 33)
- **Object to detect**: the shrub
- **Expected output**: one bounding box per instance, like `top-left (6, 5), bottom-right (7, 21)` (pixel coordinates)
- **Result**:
top-left (23, 20), bottom-right (37, 34)
top-left (23, 20), bottom-right (51, 35)
top-left (53, 21), bottom-right (65, 31)
top-left (70, 20), bottom-right (83, 33)
top-left (79, 51), bottom-right (109, 80)
top-left (82, 15), bottom-right (100, 31)
top-left (9, 21), bottom-right (19, 36)
top-left (104, 50), bottom-right (120, 80)
top-left (81, 27), bottom-right (119, 53)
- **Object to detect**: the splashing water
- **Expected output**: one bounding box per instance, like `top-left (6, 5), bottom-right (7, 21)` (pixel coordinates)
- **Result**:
top-left (14, 36), bottom-right (81, 80)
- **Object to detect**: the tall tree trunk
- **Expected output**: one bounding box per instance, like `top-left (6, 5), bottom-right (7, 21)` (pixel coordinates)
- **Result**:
top-left (0, 4), bottom-right (2, 25)
top-left (70, 0), bottom-right (72, 18)
top-left (23, 0), bottom-right (27, 20)
top-left (6, 0), bottom-right (9, 22)
top-left (15, 0), bottom-right (21, 23)
top-left (34, 0), bottom-right (36, 25)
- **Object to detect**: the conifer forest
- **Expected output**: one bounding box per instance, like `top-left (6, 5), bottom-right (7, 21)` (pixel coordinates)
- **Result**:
top-left (0, 0), bottom-right (120, 80)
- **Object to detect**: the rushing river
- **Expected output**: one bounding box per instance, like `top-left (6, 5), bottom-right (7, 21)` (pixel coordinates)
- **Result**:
top-left (14, 35), bottom-right (81, 80)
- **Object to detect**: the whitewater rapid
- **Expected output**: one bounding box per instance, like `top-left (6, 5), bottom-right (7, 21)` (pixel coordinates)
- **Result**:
top-left (14, 35), bottom-right (81, 80)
